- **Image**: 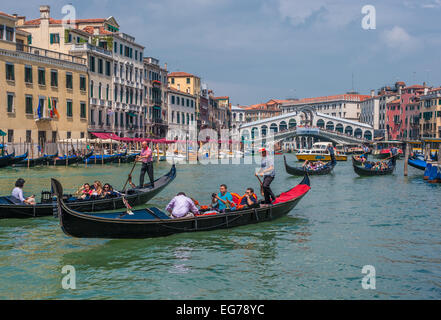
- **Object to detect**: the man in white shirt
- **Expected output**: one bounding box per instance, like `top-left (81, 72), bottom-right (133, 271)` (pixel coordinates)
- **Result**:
top-left (12, 178), bottom-right (36, 205)
top-left (166, 192), bottom-right (199, 218)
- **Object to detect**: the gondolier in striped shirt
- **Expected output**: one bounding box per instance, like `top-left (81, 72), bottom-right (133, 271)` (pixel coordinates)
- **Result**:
top-left (136, 141), bottom-right (154, 188)
top-left (256, 148), bottom-right (276, 204)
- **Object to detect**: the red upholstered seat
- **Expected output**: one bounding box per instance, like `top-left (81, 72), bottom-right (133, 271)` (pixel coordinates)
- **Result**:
top-left (272, 184), bottom-right (311, 204)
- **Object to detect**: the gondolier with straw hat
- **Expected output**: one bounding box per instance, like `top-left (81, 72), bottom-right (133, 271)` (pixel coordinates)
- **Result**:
top-left (256, 147), bottom-right (276, 204)
top-left (136, 141), bottom-right (154, 188)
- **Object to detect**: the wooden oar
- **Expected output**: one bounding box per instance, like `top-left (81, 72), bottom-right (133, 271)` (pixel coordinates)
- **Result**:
top-left (255, 174), bottom-right (265, 196)
top-left (122, 159), bottom-right (138, 192)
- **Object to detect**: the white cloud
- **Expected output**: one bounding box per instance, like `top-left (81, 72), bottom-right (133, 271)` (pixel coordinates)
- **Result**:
top-left (380, 26), bottom-right (417, 51)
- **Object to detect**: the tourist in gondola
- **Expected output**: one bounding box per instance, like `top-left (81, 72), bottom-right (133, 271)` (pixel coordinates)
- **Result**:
top-left (102, 184), bottom-right (118, 198)
top-left (240, 188), bottom-right (258, 208)
top-left (166, 192), bottom-right (199, 218)
top-left (211, 184), bottom-right (234, 212)
top-left (91, 181), bottom-right (103, 198)
top-left (11, 178), bottom-right (36, 205)
top-left (256, 148), bottom-right (276, 204)
top-left (77, 183), bottom-right (92, 199)
top-left (137, 141), bottom-right (154, 188)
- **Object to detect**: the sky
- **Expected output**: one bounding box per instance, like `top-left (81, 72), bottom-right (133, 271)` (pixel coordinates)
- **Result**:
top-left (4, 0), bottom-right (441, 105)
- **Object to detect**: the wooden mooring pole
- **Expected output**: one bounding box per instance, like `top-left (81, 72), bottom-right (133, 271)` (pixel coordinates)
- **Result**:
top-left (404, 142), bottom-right (410, 176)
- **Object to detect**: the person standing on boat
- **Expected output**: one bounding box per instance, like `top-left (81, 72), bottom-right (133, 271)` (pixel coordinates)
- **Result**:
top-left (137, 141), bottom-right (154, 188)
top-left (256, 148), bottom-right (276, 204)
top-left (327, 143), bottom-right (336, 165)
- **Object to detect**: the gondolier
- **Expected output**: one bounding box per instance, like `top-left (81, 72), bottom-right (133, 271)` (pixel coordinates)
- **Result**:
top-left (137, 141), bottom-right (154, 188)
top-left (256, 148), bottom-right (276, 204)
top-left (327, 143), bottom-right (336, 165)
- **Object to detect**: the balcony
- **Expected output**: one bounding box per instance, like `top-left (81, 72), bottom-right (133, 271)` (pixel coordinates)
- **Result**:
top-left (16, 43), bottom-right (87, 65)
top-left (70, 43), bottom-right (112, 57)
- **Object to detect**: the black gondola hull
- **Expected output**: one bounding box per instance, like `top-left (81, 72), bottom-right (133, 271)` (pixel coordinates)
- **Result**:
top-left (284, 155), bottom-right (335, 176)
top-left (0, 165), bottom-right (176, 219)
top-left (53, 174), bottom-right (310, 239)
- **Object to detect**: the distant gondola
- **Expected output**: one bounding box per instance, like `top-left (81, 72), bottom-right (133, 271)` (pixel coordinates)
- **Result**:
top-left (51, 173), bottom-right (310, 239)
top-left (407, 154), bottom-right (427, 171)
top-left (14, 152), bottom-right (59, 167)
top-left (0, 151), bottom-right (15, 168)
top-left (0, 165), bottom-right (176, 219)
top-left (7, 152), bottom-right (29, 166)
top-left (284, 155), bottom-right (335, 176)
top-left (353, 156), bottom-right (398, 176)
top-left (48, 150), bottom-right (93, 166)
top-left (84, 154), bottom-right (117, 164)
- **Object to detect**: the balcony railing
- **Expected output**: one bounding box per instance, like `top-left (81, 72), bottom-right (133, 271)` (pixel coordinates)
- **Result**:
top-left (16, 43), bottom-right (87, 65)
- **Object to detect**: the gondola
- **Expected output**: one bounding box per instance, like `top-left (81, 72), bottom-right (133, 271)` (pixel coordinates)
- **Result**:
top-left (284, 155), bottom-right (335, 176)
top-left (84, 154), bottom-right (117, 164)
top-left (47, 150), bottom-right (93, 166)
top-left (7, 152), bottom-right (28, 166)
top-left (0, 151), bottom-right (15, 168)
top-left (408, 155), bottom-right (427, 171)
top-left (52, 173), bottom-right (310, 239)
top-left (352, 156), bottom-right (398, 176)
top-left (0, 164), bottom-right (176, 219)
top-left (14, 152), bottom-right (59, 167)
top-left (120, 153), bottom-right (139, 163)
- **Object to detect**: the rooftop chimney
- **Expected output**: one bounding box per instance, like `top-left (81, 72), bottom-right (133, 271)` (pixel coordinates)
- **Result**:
top-left (164, 63), bottom-right (167, 71)
top-left (370, 89), bottom-right (375, 97)
top-left (40, 5), bottom-right (50, 20)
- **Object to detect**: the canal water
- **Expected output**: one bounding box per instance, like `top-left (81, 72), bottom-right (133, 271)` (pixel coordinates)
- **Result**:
top-left (0, 156), bottom-right (440, 299)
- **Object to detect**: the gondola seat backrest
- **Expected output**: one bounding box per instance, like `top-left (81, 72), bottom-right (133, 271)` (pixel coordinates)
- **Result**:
top-left (41, 191), bottom-right (53, 203)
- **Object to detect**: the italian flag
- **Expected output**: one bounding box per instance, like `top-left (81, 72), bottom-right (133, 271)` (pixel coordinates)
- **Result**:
top-left (48, 97), bottom-right (53, 118)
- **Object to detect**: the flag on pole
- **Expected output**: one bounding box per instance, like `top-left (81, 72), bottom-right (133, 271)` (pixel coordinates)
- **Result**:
top-left (47, 97), bottom-right (53, 118)
top-left (37, 99), bottom-right (42, 119)
top-left (53, 98), bottom-right (60, 118)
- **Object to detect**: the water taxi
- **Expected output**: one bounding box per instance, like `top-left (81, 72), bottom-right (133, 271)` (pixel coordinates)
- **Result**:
top-left (295, 142), bottom-right (348, 161)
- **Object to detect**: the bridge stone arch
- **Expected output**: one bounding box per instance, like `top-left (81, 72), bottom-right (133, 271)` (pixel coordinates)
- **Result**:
top-left (261, 125), bottom-right (268, 136)
top-left (297, 106), bottom-right (315, 126)
top-left (279, 121), bottom-right (288, 132)
top-left (326, 121), bottom-right (334, 131)
top-left (288, 118), bottom-right (297, 128)
top-left (364, 130), bottom-right (373, 141)
top-left (354, 128), bottom-right (363, 139)
top-left (335, 123), bottom-right (344, 133)
top-left (270, 123), bottom-right (278, 133)
top-left (316, 119), bottom-right (325, 128)
top-left (345, 126), bottom-right (353, 136)
top-left (251, 127), bottom-right (259, 139)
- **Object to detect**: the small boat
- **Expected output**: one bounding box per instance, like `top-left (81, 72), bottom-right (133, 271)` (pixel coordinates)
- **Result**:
top-left (296, 142), bottom-right (347, 161)
top-left (14, 152), bottom-right (59, 167)
top-left (7, 152), bottom-right (28, 166)
top-left (284, 155), bottom-right (335, 176)
top-left (352, 156), bottom-right (398, 176)
top-left (0, 165), bottom-right (176, 219)
top-left (119, 153), bottom-right (140, 163)
top-left (52, 173), bottom-right (310, 239)
top-left (48, 151), bottom-right (93, 166)
top-left (84, 154), bottom-right (117, 164)
top-left (0, 151), bottom-right (15, 168)
top-left (407, 154), bottom-right (427, 171)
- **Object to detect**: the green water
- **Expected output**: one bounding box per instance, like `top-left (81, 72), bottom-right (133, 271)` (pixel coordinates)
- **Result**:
top-left (0, 156), bottom-right (440, 299)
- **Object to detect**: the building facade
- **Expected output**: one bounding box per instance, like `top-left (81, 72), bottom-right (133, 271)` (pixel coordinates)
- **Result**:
top-left (143, 57), bottom-right (168, 138)
top-left (231, 105), bottom-right (246, 130)
top-left (168, 72), bottom-right (201, 126)
top-left (419, 88), bottom-right (441, 138)
top-left (167, 88), bottom-right (196, 135)
top-left (0, 11), bottom-right (89, 146)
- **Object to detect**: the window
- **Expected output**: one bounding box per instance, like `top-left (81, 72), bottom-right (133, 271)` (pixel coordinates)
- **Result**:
top-left (50, 70), bottom-right (58, 87)
top-left (99, 110), bottom-right (103, 125)
top-left (67, 131), bottom-right (71, 139)
top-left (7, 93), bottom-right (14, 113)
top-left (81, 132), bottom-right (85, 139)
top-left (80, 102), bottom-right (86, 118)
top-left (135, 50), bottom-right (138, 60)
top-left (105, 61), bottom-right (111, 76)
top-left (114, 42), bottom-right (117, 53)
top-left (67, 100), bottom-right (73, 117)
top-left (115, 112), bottom-right (118, 126)
top-left (114, 85), bottom-right (118, 101)
top-left (49, 33), bottom-right (60, 44)
top-left (7, 130), bottom-right (13, 143)
top-left (90, 56), bottom-right (95, 72)
top-left (177, 97), bottom-right (180, 105)
top-left (66, 72), bottom-right (73, 89)
top-left (90, 81), bottom-right (94, 98)
top-left (80, 75), bottom-right (86, 91)
top-left (38, 68), bottom-right (45, 85)
top-left (90, 109), bottom-right (95, 125)
top-left (186, 99), bottom-right (189, 107)
top-left (171, 95), bottom-right (175, 104)
top-left (25, 95), bottom-right (33, 114)
top-left (186, 78), bottom-right (190, 84)
top-left (25, 65), bottom-right (32, 83)
top-left (6, 63), bottom-right (14, 81)
top-left (171, 78), bottom-right (175, 84)
top-left (6, 27), bottom-right (14, 41)
top-left (106, 85), bottom-right (109, 100)
top-left (120, 44), bottom-right (123, 55)
top-left (98, 59), bottom-right (103, 74)
top-left (99, 83), bottom-right (102, 99)
top-left (26, 130), bottom-right (32, 143)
